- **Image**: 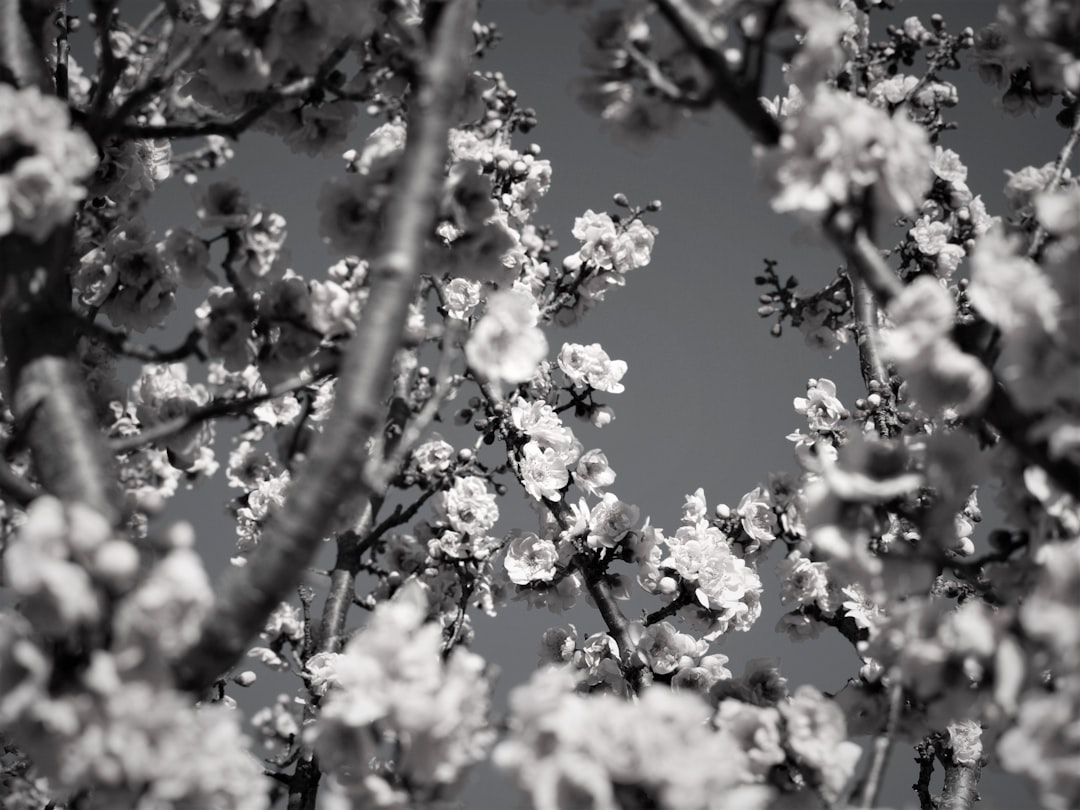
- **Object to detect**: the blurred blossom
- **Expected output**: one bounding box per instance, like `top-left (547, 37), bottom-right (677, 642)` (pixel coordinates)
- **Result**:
top-left (465, 288), bottom-right (548, 384)
top-left (758, 88), bottom-right (932, 222)
top-left (0, 85), bottom-right (96, 241)
top-left (881, 275), bottom-right (991, 416)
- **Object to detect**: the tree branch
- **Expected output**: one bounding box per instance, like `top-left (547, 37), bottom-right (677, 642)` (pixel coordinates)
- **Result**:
top-left (827, 218), bottom-right (1079, 497)
top-left (651, 0), bottom-right (781, 145)
top-left (1027, 102), bottom-right (1080, 259)
top-left (173, 0), bottom-right (477, 693)
top-left (0, 0), bottom-right (51, 90)
top-left (110, 354), bottom-right (338, 454)
top-left (939, 758), bottom-right (981, 810)
top-left (73, 315), bottom-right (206, 364)
top-left (315, 331), bottom-right (460, 656)
top-left (539, 497), bottom-right (647, 692)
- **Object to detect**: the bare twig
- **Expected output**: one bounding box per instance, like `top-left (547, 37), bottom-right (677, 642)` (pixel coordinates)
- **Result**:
top-left (1, 230), bottom-right (123, 525)
top-left (173, 0), bottom-right (477, 693)
top-left (110, 355), bottom-right (338, 453)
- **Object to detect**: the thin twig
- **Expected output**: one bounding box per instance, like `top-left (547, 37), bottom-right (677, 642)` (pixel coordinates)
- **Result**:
top-left (113, 39), bottom-right (351, 141)
top-left (74, 315), bottom-right (205, 363)
top-left (110, 356), bottom-right (338, 453)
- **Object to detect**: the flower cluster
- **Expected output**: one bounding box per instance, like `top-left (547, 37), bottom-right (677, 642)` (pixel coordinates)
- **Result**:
top-left (758, 88), bottom-right (933, 223)
top-left (0, 644), bottom-right (268, 810)
top-left (496, 667), bottom-right (862, 809)
top-left (880, 275), bottom-right (991, 416)
top-left (969, 225), bottom-right (1076, 411)
top-left (2, 497), bottom-right (137, 636)
top-left (0, 85), bottom-right (96, 241)
top-left (307, 583), bottom-right (493, 801)
top-left (998, 0), bottom-right (1080, 94)
top-left (495, 668), bottom-right (757, 810)
top-left (636, 490), bottom-right (764, 640)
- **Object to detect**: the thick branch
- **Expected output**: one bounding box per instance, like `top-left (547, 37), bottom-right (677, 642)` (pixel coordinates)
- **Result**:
top-left (939, 759), bottom-right (981, 810)
top-left (0, 458), bottom-right (38, 507)
top-left (849, 266), bottom-right (890, 389)
top-left (173, 0), bottom-right (476, 693)
top-left (652, 0), bottom-right (781, 145)
top-left (0, 0), bottom-right (50, 90)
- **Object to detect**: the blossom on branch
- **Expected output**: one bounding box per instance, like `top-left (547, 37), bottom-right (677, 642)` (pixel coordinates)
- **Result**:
top-left (757, 88), bottom-right (932, 222)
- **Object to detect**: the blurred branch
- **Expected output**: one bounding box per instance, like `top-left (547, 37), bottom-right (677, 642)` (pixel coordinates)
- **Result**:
top-left (1, 229), bottom-right (123, 525)
top-left (173, 0), bottom-right (477, 693)
top-left (829, 217), bottom-right (1079, 496)
top-left (72, 315), bottom-right (206, 363)
top-left (109, 39), bottom-right (351, 141)
top-left (88, 0), bottom-right (121, 117)
top-left (652, 0), bottom-right (781, 145)
top-left (0, 0), bottom-right (51, 90)
top-left (0, 457), bottom-right (38, 507)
